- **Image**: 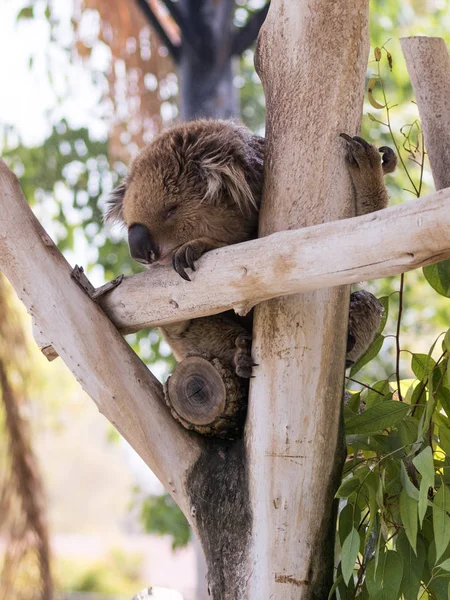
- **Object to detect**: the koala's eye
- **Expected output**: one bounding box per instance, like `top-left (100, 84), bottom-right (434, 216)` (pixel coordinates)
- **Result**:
top-left (164, 205), bottom-right (178, 220)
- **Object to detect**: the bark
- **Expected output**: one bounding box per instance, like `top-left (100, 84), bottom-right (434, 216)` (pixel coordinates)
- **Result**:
top-left (0, 159), bottom-right (203, 519)
top-left (164, 356), bottom-right (248, 438)
top-left (401, 36), bottom-right (450, 191)
top-left (246, 1), bottom-right (370, 598)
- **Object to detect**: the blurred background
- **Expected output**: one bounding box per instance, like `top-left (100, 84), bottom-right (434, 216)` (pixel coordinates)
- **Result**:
top-left (0, 0), bottom-right (449, 598)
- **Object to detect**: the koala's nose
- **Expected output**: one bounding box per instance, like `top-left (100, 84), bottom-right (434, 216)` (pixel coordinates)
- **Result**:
top-left (128, 224), bottom-right (159, 264)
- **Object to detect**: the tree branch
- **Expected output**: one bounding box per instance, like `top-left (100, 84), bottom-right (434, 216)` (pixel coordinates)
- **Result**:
top-left (97, 186), bottom-right (450, 333)
top-left (0, 159), bottom-right (202, 518)
top-left (134, 0), bottom-right (181, 62)
top-left (230, 3), bottom-right (270, 57)
top-left (401, 36), bottom-right (450, 191)
top-left (159, 0), bottom-right (200, 54)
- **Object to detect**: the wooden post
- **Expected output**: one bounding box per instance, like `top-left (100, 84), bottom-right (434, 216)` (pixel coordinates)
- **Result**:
top-left (246, 1), bottom-right (370, 597)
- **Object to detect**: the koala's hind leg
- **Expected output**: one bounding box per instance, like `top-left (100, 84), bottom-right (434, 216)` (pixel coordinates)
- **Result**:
top-left (346, 290), bottom-right (383, 368)
top-left (341, 134), bottom-right (397, 215)
top-left (160, 313), bottom-right (255, 378)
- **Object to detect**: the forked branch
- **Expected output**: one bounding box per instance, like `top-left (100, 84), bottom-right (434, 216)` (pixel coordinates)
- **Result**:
top-left (0, 159), bottom-right (202, 517)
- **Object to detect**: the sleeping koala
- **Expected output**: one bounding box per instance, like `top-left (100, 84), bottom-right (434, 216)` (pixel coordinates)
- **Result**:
top-left (106, 120), bottom-right (396, 377)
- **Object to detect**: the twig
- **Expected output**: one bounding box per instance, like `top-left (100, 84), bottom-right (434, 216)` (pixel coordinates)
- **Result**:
top-left (395, 273), bottom-right (404, 402)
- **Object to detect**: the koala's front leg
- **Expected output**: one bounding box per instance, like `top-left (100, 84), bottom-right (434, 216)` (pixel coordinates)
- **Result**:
top-left (172, 237), bottom-right (227, 281)
top-left (340, 134), bottom-right (397, 215)
top-left (346, 290), bottom-right (383, 368)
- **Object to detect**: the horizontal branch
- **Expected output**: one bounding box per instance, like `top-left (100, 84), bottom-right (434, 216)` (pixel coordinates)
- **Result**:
top-left (0, 160), bottom-right (202, 517)
top-left (99, 186), bottom-right (450, 334)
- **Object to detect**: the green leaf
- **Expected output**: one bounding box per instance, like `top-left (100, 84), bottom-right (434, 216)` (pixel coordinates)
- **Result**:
top-left (378, 296), bottom-right (389, 333)
top-left (345, 401), bottom-right (409, 435)
top-left (341, 527), bottom-right (360, 585)
top-left (424, 260), bottom-right (450, 298)
top-left (339, 503), bottom-right (355, 546)
top-left (433, 485), bottom-right (450, 562)
top-left (401, 461), bottom-right (420, 501)
top-left (400, 489), bottom-right (418, 554)
top-left (16, 5), bottom-right (34, 20)
top-left (440, 427), bottom-right (450, 456)
top-left (413, 446), bottom-right (435, 526)
top-left (350, 333), bottom-right (384, 376)
top-left (412, 353), bottom-right (437, 381)
top-left (336, 477), bottom-right (360, 499)
top-left (365, 550), bottom-right (404, 599)
top-left (397, 532), bottom-right (425, 600)
top-left (364, 472), bottom-right (379, 538)
top-left (445, 331), bottom-right (450, 353)
top-left (437, 558), bottom-right (450, 571)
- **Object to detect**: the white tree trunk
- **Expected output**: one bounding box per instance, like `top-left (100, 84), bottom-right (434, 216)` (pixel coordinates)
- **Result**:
top-left (246, 1), bottom-right (369, 597)
top-left (401, 36), bottom-right (450, 191)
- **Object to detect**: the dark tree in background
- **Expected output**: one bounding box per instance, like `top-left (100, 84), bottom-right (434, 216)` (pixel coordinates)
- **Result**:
top-left (134, 0), bottom-right (269, 119)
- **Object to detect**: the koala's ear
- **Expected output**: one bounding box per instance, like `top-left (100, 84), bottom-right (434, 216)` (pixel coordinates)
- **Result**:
top-left (201, 156), bottom-right (258, 216)
top-left (104, 180), bottom-right (127, 224)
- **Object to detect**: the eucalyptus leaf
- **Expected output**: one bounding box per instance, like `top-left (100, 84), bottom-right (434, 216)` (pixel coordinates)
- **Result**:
top-left (336, 477), bottom-right (360, 499)
top-left (412, 353), bottom-right (437, 381)
top-left (433, 485), bottom-right (450, 562)
top-left (401, 461), bottom-right (420, 501)
top-left (423, 260), bottom-right (450, 298)
top-left (365, 550), bottom-right (403, 599)
top-left (346, 401), bottom-right (409, 435)
top-left (397, 532), bottom-right (425, 600)
top-left (413, 446), bottom-right (434, 526)
top-left (341, 527), bottom-right (360, 585)
top-left (400, 489), bottom-right (418, 554)
top-left (350, 333), bottom-right (384, 377)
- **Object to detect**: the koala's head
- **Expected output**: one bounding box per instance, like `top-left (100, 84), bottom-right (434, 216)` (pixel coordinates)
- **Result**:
top-left (105, 119), bottom-right (264, 266)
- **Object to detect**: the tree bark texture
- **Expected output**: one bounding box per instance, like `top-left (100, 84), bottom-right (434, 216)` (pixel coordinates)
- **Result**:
top-left (401, 36), bottom-right (450, 191)
top-left (246, 2), bottom-right (370, 598)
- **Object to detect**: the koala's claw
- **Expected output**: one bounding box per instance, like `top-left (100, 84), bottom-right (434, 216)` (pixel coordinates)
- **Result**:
top-left (234, 332), bottom-right (257, 379)
top-left (379, 146), bottom-right (397, 175)
top-left (172, 241), bottom-right (209, 282)
top-left (340, 133), bottom-right (381, 171)
top-left (172, 252), bottom-right (191, 282)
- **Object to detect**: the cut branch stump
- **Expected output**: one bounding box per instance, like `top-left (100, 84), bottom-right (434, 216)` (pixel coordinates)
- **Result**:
top-left (164, 356), bottom-right (248, 439)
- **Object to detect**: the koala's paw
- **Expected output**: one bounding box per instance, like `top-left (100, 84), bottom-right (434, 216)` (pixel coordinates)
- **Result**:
top-left (234, 332), bottom-right (257, 379)
top-left (340, 134), bottom-right (395, 215)
top-left (172, 241), bottom-right (205, 281)
top-left (340, 134), bottom-right (384, 175)
top-left (379, 145), bottom-right (397, 175)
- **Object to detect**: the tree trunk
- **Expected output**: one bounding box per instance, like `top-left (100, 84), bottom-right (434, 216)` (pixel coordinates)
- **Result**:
top-left (178, 0), bottom-right (238, 119)
top-left (401, 36), bottom-right (450, 191)
top-left (246, 1), bottom-right (370, 598)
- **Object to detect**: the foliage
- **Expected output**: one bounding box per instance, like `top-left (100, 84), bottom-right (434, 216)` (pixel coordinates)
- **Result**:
top-left (54, 549), bottom-right (144, 597)
top-left (140, 494), bottom-right (191, 550)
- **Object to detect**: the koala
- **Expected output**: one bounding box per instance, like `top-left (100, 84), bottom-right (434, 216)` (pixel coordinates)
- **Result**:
top-left (105, 120), bottom-right (396, 377)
